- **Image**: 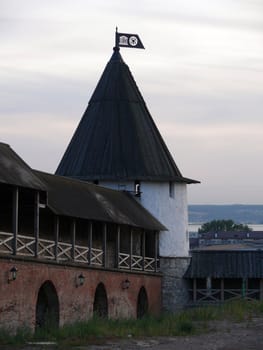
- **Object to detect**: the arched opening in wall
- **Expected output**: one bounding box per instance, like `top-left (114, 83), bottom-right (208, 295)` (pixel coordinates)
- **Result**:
top-left (35, 281), bottom-right (59, 330)
top-left (137, 286), bottom-right (148, 319)
top-left (93, 283), bottom-right (108, 318)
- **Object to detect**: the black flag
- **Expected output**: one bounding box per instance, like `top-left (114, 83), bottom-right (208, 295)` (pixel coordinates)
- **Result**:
top-left (115, 32), bottom-right (145, 49)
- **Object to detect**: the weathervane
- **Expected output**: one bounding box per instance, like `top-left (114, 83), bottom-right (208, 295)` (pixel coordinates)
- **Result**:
top-left (115, 27), bottom-right (145, 50)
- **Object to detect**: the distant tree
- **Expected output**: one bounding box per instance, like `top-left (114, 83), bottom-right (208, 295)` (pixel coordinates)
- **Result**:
top-left (198, 219), bottom-right (252, 233)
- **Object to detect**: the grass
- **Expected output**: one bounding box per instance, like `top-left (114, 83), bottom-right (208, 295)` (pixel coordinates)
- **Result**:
top-left (1, 300), bottom-right (263, 347)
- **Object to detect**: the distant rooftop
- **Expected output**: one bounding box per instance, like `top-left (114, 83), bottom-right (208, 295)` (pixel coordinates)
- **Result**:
top-left (199, 231), bottom-right (263, 239)
top-left (193, 241), bottom-right (263, 251)
top-left (185, 249), bottom-right (263, 279)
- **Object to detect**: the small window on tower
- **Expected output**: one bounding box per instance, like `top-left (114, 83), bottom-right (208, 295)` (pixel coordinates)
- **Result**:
top-left (169, 181), bottom-right (174, 198)
top-left (134, 180), bottom-right (141, 197)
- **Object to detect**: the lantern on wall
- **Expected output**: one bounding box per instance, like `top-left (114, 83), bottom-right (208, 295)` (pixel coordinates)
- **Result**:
top-left (121, 279), bottom-right (130, 290)
top-left (76, 273), bottom-right (85, 287)
top-left (8, 266), bottom-right (18, 283)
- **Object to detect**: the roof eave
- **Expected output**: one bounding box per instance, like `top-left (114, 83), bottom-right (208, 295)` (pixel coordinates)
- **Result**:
top-left (64, 174), bottom-right (200, 184)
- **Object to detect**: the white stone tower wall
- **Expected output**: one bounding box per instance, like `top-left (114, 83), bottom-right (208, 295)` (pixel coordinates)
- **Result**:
top-left (141, 182), bottom-right (189, 257)
top-left (99, 181), bottom-right (189, 257)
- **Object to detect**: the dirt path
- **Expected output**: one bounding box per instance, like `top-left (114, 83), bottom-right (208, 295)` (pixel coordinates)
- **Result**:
top-left (4, 317), bottom-right (263, 350)
top-left (72, 317), bottom-right (263, 350)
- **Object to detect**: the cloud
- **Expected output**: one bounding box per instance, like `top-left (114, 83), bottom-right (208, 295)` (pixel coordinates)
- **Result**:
top-left (1, 113), bottom-right (76, 173)
top-left (0, 0), bottom-right (262, 204)
top-left (161, 121), bottom-right (263, 204)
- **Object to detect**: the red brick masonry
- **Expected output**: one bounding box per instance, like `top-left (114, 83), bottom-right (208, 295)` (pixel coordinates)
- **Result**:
top-left (0, 258), bottom-right (161, 331)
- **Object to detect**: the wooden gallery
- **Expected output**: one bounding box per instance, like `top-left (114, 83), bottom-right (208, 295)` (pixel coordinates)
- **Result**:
top-left (0, 142), bottom-right (163, 330)
top-left (0, 46), bottom-right (198, 331)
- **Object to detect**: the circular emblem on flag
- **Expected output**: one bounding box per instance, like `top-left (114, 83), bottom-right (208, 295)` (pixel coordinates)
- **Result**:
top-left (129, 36), bottom-right (138, 46)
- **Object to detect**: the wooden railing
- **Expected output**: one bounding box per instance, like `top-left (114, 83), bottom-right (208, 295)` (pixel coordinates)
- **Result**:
top-left (17, 234), bottom-right (35, 257)
top-left (90, 248), bottom-right (103, 266)
top-left (190, 288), bottom-right (260, 303)
top-left (57, 242), bottom-right (72, 261)
top-left (144, 257), bottom-right (156, 272)
top-left (0, 231), bottom-right (103, 267)
top-left (224, 288), bottom-right (260, 301)
top-left (119, 252), bottom-right (158, 272)
top-left (38, 238), bottom-right (55, 259)
top-left (119, 252), bottom-right (130, 269)
top-left (75, 244), bottom-right (89, 263)
top-left (0, 232), bottom-right (13, 254)
top-left (0, 231), bottom-right (159, 272)
top-left (132, 254), bottom-right (143, 270)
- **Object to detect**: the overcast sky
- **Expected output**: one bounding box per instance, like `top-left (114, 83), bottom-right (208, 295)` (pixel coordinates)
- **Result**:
top-left (1, 0), bottom-right (263, 204)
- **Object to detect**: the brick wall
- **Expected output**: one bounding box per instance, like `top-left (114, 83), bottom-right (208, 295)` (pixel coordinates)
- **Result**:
top-left (0, 257), bottom-right (161, 331)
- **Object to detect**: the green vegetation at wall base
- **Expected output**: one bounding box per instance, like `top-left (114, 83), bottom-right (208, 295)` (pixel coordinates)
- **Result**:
top-left (1, 300), bottom-right (262, 347)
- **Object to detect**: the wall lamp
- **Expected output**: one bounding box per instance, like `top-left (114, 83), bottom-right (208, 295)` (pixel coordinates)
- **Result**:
top-left (76, 273), bottom-right (85, 288)
top-left (8, 266), bottom-right (18, 283)
top-left (121, 279), bottom-right (130, 290)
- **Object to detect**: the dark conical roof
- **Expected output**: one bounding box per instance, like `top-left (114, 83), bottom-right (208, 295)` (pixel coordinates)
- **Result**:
top-left (56, 48), bottom-right (197, 183)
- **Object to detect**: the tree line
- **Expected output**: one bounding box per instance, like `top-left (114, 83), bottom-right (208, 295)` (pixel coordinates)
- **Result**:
top-left (198, 219), bottom-right (252, 233)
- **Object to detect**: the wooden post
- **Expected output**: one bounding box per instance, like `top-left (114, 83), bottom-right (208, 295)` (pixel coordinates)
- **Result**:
top-left (54, 216), bottom-right (59, 261)
top-left (103, 223), bottom-right (107, 268)
top-left (130, 228), bottom-right (133, 271)
top-left (206, 276), bottom-right (212, 296)
top-left (71, 219), bottom-right (76, 261)
top-left (116, 225), bottom-right (120, 269)
top-left (12, 187), bottom-right (19, 255)
top-left (142, 230), bottom-right (145, 271)
top-left (220, 278), bottom-right (224, 302)
top-left (88, 222), bottom-right (93, 265)
top-left (34, 191), bottom-right (40, 257)
top-left (154, 231), bottom-right (158, 272)
top-left (260, 279), bottom-right (263, 301)
top-left (193, 278), bottom-right (197, 303)
top-left (242, 278), bottom-right (247, 298)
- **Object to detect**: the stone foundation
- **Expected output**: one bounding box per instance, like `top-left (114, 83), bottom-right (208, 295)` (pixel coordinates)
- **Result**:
top-left (160, 256), bottom-right (191, 312)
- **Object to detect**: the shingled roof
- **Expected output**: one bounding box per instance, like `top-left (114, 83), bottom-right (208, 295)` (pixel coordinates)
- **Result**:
top-left (0, 142), bottom-right (46, 190)
top-left (56, 48), bottom-right (198, 184)
top-left (185, 250), bottom-right (263, 279)
top-left (0, 142), bottom-right (165, 230)
top-left (36, 170), bottom-right (166, 230)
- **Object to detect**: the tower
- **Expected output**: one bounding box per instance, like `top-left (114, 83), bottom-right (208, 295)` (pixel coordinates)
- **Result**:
top-left (56, 47), bottom-right (198, 310)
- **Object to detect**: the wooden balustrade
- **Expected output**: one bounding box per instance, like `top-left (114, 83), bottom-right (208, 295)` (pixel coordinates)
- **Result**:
top-left (131, 254), bottom-right (143, 270)
top-left (38, 238), bottom-right (55, 259)
top-left (0, 232), bottom-right (13, 254)
top-left (16, 234), bottom-right (35, 257)
top-left (119, 252), bottom-right (130, 269)
top-left (189, 287), bottom-right (261, 304)
top-left (0, 230), bottom-right (159, 273)
top-left (74, 244), bottom-right (89, 263)
top-left (144, 257), bottom-right (156, 272)
top-left (0, 231), bottom-right (103, 267)
top-left (119, 252), bottom-right (159, 272)
top-left (90, 248), bottom-right (103, 266)
top-left (57, 242), bottom-right (72, 261)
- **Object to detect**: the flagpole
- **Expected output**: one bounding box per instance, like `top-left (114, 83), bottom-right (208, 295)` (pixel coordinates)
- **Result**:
top-left (115, 26), bottom-right (118, 49)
